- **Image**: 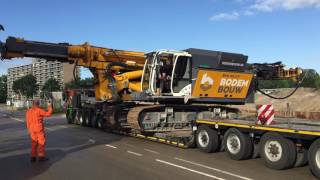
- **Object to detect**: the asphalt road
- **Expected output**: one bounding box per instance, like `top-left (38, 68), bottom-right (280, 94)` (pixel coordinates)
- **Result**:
top-left (0, 109), bottom-right (317, 180)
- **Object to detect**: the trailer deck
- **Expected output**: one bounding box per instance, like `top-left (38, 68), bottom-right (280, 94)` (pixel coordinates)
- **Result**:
top-left (196, 118), bottom-right (320, 136)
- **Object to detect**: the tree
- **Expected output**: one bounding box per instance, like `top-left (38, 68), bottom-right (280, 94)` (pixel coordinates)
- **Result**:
top-left (258, 79), bottom-right (295, 89)
top-left (12, 74), bottom-right (38, 99)
top-left (300, 69), bottom-right (320, 88)
top-left (65, 78), bottom-right (94, 89)
top-left (42, 78), bottom-right (61, 92)
top-left (258, 69), bottom-right (320, 89)
top-left (314, 76), bottom-right (320, 89)
top-left (0, 75), bottom-right (7, 103)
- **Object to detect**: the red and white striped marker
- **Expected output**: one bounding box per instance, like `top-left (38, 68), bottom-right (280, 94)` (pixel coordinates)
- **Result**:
top-left (256, 104), bottom-right (275, 125)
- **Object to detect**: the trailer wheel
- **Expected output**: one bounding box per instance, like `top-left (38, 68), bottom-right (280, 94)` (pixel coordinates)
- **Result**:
top-left (196, 125), bottom-right (220, 153)
top-left (91, 111), bottom-right (98, 128)
top-left (260, 132), bottom-right (296, 170)
top-left (308, 138), bottom-right (320, 178)
top-left (81, 111), bottom-right (87, 126)
top-left (74, 110), bottom-right (81, 125)
top-left (97, 114), bottom-right (105, 130)
top-left (224, 128), bottom-right (253, 160)
top-left (85, 109), bottom-right (92, 127)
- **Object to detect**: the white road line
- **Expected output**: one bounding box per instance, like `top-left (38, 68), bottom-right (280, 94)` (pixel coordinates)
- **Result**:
top-left (156, 159), bottom-right (225, 180)
top-left (45, 127), bottom-right (54, 130)
top-left (105, 144), bottom-right (118, 149)
top-left (88, 139), bottom-right (96, 143)
top-left (11, 117), bottom-right (24, 122)
top-left (175, 157), bottom-right (253, 180)
top-left (61, 125), bottom-right (68, 129)
top-left (144, 148), bottom-right (160, 154)
top-left (127, 151), bottom-right (142, 156)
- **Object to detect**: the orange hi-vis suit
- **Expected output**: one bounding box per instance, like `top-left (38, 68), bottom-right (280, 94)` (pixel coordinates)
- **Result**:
top-left (26, 105), bottom-right (53, 158)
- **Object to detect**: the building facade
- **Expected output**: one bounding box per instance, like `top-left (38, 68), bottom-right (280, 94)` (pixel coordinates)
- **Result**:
top-left (32, 59), bottom-right (77, 89)
top-left (7, 64), bottom-right (33, 99)
top-left (7, 59), bottom-right (79, 99)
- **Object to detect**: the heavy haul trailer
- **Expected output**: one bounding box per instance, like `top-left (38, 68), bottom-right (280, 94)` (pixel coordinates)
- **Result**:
top-left (3, 36), bottom-right (318, 177)
top-left (194, 118), bottom-right (320, 178)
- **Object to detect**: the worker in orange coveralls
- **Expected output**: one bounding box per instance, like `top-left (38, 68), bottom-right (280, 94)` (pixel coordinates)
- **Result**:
top-left (26, 100), bottom-right (53, 162)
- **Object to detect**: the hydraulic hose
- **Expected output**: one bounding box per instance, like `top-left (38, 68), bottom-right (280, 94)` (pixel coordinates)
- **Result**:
top-left (256, 70), bottom-right (308, 99)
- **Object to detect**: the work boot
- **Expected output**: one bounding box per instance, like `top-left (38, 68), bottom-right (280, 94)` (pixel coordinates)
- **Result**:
top-left (30, 157), bottom-right (36, 162)
top-left (38, 157), bottom-right (49, 162)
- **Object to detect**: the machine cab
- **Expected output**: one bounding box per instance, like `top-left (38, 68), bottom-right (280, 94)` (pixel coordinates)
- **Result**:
top-left (141, 50), bottom-right (192, 98)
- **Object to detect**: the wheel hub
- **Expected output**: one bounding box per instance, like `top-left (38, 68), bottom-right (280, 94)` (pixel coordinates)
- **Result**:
top-left (315, 148), bottom-right (320, 168)
top-left (198, 130), bottom-right (209, 147)
top-left (265, 140), bottom-right (282, 162)
top-left (227, 134), bottom-right (241, 154)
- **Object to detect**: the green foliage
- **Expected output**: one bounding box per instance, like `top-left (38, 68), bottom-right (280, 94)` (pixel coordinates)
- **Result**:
top-left (0, 75), bottom-right (7, 103)
top-left (64, 77), bottom-right (94, 89)
top-left (258, 79), bottom-right (295, 89)
top-left (12, 74), bottom-right (38, 99)
top-left (258, 69), bottom-right (320, 89)
top-left (315, 77), bottom-right (320, 89)
top-left (300, 69), bottom-right (320, 88)
top-left (42, 78), bottom-right (61, 92)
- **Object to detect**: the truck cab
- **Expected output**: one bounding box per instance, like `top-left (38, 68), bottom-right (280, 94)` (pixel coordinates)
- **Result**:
top-left (141, 50), bottom-right (192, 98)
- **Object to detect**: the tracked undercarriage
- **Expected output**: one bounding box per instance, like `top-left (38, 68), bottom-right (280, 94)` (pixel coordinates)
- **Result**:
top-left (96, 103), bottom-right (240, 133)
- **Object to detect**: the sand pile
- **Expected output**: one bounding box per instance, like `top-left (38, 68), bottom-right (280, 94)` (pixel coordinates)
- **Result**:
top-left (235, 88), bottom-right (320, 120)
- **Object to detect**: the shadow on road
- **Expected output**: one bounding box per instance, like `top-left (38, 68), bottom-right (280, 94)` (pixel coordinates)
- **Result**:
top-left (0, 122), bottom-right (123, 180)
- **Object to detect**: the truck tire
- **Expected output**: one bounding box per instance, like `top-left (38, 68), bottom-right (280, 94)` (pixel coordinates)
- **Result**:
top-left (97, 114), bottom-right (105, 130)
top-left (260, 132), bottom-right (296, 170)
top-left (224, 128), bottom-right (253, 160)
top-left (91, 111), bottom-right (98, 128)
top-left (308, 138), bottom-right (320, 178)
top-left (81, 110), bottom-right (87, 126)
top-left (295, 147), bottom-right (308, 167)
top-left (196, 125), bottom-right (220, 153)
top-left (74, 110), bottom-right (81, 125)
top-left (186, 134), bottom-right (197, 148)
top-left (84, 109), bottom-right (91, 126)
top-left (252, 142), bottom-right (260, 159)
top-left (86, 109), bottom-right (93, 127)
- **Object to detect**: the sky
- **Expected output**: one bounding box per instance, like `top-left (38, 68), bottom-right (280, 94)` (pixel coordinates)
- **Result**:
top-left (0, 0), bottom-right (319, 78)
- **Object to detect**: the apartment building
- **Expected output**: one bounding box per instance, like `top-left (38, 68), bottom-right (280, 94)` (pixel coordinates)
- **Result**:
top-left (7, 59), bottom-right (80, 99)
top-left (32, 59), bottom-right (78, 89)
top-left (7, 64), bottom-right (33, 99)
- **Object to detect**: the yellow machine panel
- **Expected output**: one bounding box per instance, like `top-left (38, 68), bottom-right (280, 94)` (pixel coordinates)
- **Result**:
top-left (192, 70), bottom-right (253, 99)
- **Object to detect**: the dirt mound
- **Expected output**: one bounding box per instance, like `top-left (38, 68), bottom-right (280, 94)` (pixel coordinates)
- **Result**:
top-left (235, 88), bottom-right (320, 120)
top-left (256, 88), bottom-right (320, 112)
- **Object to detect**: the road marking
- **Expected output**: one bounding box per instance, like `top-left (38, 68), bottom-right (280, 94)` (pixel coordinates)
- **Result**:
top-left (61, 125), bottom-right (68, 129)
top-left (156, 159), bottom-right (225, 180)
top-left (175, 157), bottom-right (253, 180)
top-left (11, 117), bottom-right (24, 122)
top-left (144, 148), bottom-right (160, 154)
top-left (105, 144), bottom-right (118, 149)
top-left (88, 139), bottom-right (96, 143)
top-left (127, 151), bottom-right (142, 156)
top-left (45, 127), bottom-right (54, 130)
